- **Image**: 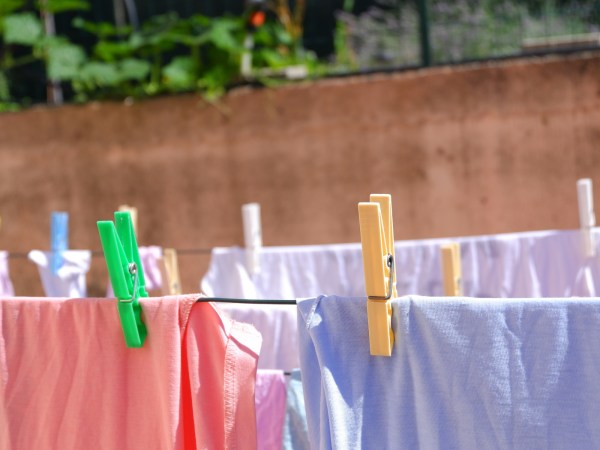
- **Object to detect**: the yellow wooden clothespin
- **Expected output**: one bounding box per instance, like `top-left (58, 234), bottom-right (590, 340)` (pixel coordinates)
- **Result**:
top-left (118, 205), bottom-right (138, 234)
top-left (441, 242), bottom-right (462, 296)
top-left (160, 248), bottom-right (182, 295)
top-left (358, 194), bottom-right (397, 357)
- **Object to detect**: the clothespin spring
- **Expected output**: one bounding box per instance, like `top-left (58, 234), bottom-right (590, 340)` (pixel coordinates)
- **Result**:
top-left (367, 254), bottom-right (394, 301)
top-left (120, 262), bottom-right (139, 304)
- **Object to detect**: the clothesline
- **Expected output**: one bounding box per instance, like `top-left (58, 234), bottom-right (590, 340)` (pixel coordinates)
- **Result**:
top-left (197, 297), bottom-right (297, 305)
top-left (5, 247), bottom-right (214, 259)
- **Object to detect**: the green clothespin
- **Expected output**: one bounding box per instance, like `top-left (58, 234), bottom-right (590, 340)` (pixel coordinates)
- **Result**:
top-left (97, 211), bottom-right (148, 348)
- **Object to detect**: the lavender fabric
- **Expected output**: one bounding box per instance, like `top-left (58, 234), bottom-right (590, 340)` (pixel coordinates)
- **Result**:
top-left (255, 370), bottom-right (287, 450)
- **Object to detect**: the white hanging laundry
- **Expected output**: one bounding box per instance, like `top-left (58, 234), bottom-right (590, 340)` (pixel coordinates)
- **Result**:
top-left (0, 251), bottom-right (15, 296)
top-left (202, 229), bottom-right (600, 370)
top-left (28, 250), bottom-right (91, 297)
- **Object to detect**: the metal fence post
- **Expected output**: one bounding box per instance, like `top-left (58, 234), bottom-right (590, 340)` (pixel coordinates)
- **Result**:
top-left (416, 0), bottom-right (432, 67)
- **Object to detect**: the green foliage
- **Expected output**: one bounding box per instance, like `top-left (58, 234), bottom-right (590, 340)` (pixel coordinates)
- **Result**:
top-left (79, 62), bottom-right (120, 86)
top-left (0, 0), bottom-right (88, 108)
top-left (46, 38), bottom-right (86, 80)
top-left (36, 0), bottom-right (89, 14)
top-left (3, 12), bottom-right (43, 45)
top-left (120, 58), bottom-right (151, 80)
top-left (0, 0), bottom-right (25, 18)
top-left (0, 71), bottom-right (10, 101)
top-left (1, 2), bottom-right (317, 109)
top-left (70, 11), bottom-right (311, 102)
top-left (162, 56), bottom-right (198, 91)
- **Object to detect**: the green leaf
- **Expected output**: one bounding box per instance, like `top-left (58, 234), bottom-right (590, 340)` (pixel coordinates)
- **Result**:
top-left (72, 17), bottom-right (128, 38)
top-left (162, 56), bottom-right (198, 90)
top-left (94, 40), bottom-right (134, 61)
top-left (78, 61), bottom-right (121, 87)
top-left (119, 58), bottom-right (150, 81)
top-left (3, 13), bottom-right (43, 45)
top-left (0, 101), bottom-right (20, 112)
top-left (274, 25), bottom-right (294, 46)
top-left (198, 65), bottom-right (234, 93)
top-left (47, 41), bottom-right (86, 80)
top-left (188, 15), bottom-right (211, 27)
top-left (253, 26), bottom-right (276, 47)
top-left (0, 0), bottom-right (25, 18)
top-left (256, 48), bottom-right (289, 68)
top-left (127, 32), bottom-right (146, 50)
top-left (36, 0), bottom-right (90, 14)
top-left (201, 19), bottom-right (242, 52)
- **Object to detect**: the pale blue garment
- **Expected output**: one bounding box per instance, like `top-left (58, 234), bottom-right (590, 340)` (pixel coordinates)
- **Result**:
top-left (298, 295), bottom-right (600, 450)
top-left (282, 369), bottom-right (310, 450)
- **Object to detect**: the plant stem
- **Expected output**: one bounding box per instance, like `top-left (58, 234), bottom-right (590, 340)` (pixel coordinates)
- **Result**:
top-left (152, 51), bottom-right (161, 85)
top-left (4, 54), bottom-right (38, 69)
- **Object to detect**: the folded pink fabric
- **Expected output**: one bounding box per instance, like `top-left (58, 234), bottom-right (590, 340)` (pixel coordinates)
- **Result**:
top-left (0, 295), bottom-right (262, 450)
top-left (185, 302), bottom-right (262, 449)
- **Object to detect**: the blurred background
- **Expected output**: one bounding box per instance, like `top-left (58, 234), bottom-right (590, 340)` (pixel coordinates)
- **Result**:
top-left (0, 0), bottom-right (599, 296)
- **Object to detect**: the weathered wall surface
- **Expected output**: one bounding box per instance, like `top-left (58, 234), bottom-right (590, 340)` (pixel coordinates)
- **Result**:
top-left (1, 52), bottom-right (599, 296)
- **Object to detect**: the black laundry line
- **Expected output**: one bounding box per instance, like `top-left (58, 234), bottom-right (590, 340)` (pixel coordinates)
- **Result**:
top-left (196, 296), bottom-right (299, 377)
top-left (196, 297), bottom-right (297, 305)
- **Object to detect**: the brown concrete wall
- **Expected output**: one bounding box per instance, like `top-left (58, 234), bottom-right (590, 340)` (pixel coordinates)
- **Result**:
top-left (1, 52), bottom-right (599, 296)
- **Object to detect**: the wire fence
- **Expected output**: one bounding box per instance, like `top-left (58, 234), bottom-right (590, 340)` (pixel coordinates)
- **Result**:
top-left (335, 0), bottom-right (600, 72)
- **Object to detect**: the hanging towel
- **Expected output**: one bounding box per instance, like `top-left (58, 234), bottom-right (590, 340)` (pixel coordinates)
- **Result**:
top-left (0, 295), bottom-right (261, 450)
top-left (28, 250), bottom-right (91, 297)
top-left (0, 252), bottom-right (14, 296)
top-left (106, 246), bottom-right (164, 297)
top-left (297, 295), bottom-right (600, 450)
top-left (255, 370), bottom-right (287, 450)
top-left (282, 369), bottom-right (310, 450)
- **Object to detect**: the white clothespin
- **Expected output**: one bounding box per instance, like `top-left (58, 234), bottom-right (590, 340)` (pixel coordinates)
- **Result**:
top-left (441, 242), bottom-right (462, 296)
top-left (577, 178), bottom-right (596, 257)
top-left (242, 203), bottom-right (262, 275)
top-left (359, 194), bottom-right (397, 357)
